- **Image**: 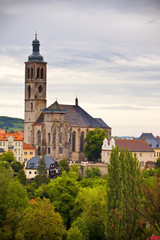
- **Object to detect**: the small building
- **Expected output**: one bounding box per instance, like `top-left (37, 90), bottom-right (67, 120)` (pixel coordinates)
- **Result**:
top-left (0, 132), bottom-right (23, 163)
top-left (101, 138), bottom-right (154, 169)
top-left (23, 142), bottom-right (36, 164)
top-left (25, 155), bottom-right (61, 179)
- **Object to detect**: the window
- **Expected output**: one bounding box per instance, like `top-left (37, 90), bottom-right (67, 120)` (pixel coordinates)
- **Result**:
top-left (48, 133), bottom-right (51, 144)
top-left (31, 102), bottom-right (33, 111)
top-left (29, 171), bottom-right (31, 174)
top-left (0, 142), bottom-right (2, 146)
top-left (28, 85), bottom-right (31, 98)
top-left (34, 171), bottom-right (37, 175)
top-left (38, 85), bottom-right (42, 93)
top-left (30, 152), bottom-right (33, 155)
top-left (24, 158), bottom-right (27, 162)
top-left (3, 142), bottom-right (5, 146)
top-left (29, 163), bottom-right (34, 168)
top-left (72, 131), bottom-right (76, 151)
top-left (41, 68), bottom-right (43, 79)
top-left (27, 68), bottom-right (30, 79)
top-left (31, 68), bottom-right (33, 79)
top-left (48, 147), bottom-right (50, 154)
top-left (37, 130), bottom-right (41, 144)
top-left (59, 133), bottom-right (62, 144)
top-left (59, 147), bottom-right (63, 154)
top-left (37, 147), bottom-right (41, 156)
top-left (24, 152), bottom-right (27, 155)
top-left (140, 161), bottom-right (144, 166)
top-left (37, 67), bottom-right (40, 78)
top-left (107, 152), bottom-right (110, 156)
top-left (140, 153), bottom-right (142, 157)
top-left (80, 131), bottom-right (84, 152)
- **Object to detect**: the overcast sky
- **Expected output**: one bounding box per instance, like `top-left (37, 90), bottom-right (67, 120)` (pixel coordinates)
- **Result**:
top-left (0, 0), bottom-right (160, 136)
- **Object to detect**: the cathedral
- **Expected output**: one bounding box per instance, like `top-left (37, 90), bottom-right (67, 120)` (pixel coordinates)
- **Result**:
top-left (24, 34), bottom-right (111, 162)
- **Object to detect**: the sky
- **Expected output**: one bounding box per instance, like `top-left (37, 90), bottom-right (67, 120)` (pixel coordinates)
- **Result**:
top-left (0, 0), bottom-right (160, 137)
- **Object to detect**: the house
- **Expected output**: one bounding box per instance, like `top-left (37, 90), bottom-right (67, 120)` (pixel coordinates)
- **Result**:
top-left (25, 155), bottom-right (61, 179)
top-left (23, 142), bottom-right (35, 164)
top-left (101, 138), bottom-right (154, 169)
top-left (0, 132), bottom-right (23, 163)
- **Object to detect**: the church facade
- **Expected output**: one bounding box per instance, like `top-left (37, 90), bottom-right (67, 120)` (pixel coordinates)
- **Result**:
top-left (24, 35), bottom-right (111, 162)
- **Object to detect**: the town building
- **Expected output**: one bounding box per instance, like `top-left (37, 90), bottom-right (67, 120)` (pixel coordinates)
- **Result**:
top-left (24, 34), bottom-right (111, 162)
top-left (25, 155), bottom-right (61, 179)
top-left (23, 142), bottom-right (35, 164)
top-left (101, 138), bottom-right (154, 169)
top-left (0, 132), bottom-right (23, 162)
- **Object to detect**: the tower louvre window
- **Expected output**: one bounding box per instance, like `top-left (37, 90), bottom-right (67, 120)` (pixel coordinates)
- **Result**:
top-left (72, 131), bottom-right (76, 152)
top-left (27, 68), bottom-right (30, 79)
top-left (28, 85), bottom-right (31, 98)
top-left (31, 68), bottom-right (33, 79)
top-left (38, 85), bottom-right (42, 93)
top-left (37, 68), bottom-right (40, 79)
top-left (41, 68), bottom-right (43, 79)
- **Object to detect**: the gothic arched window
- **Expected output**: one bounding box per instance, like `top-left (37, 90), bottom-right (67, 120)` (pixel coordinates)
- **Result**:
top-left (31, 102), bottom-right (33, 111)
top-left (72, 131), bottom-right (76, 152)
top-left (28, 85), bottom-right (31, 98)
top-left (37, 147), bottom-right (41, 156)
top-left (37, 68), bottom-right (40, 79)
top-left (80, 131), bottom-right (84, 152)
top-left (41, 68), bottom-right (43, 79)
top-left (27, 68), bottom-right (30, 79)
top-left (38, 85), bottom-right (42, 93)
top-left (31, 68), bottom-right (33, 79)
top-left (59, 133), bottom-right (62, 144)
top-left (37, 130), bottom-right (41, 144)
top-left (48, 133), bottom-right (51, 144)
top-left (48, 147), bottom-right (50, 154)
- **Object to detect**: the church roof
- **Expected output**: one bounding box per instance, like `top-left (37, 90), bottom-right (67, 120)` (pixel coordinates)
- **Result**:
top-left (60, 104), bottom-right (110, 128)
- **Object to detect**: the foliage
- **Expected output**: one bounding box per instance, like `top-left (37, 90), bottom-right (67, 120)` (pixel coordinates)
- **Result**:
top-left (71, 217), bottom-right (89, 240)
top-left (70, 164), bottom-right (79, 174)
top-left (67, 226), bottom-right (83, 240)
top-left (155, 157), bottom-right (160, 168)
top-left (18, 169), bottom-right (27, 185)
top-left (6, 180), bottom-right (29, 212)
top-left (47, 171), bottom-right (80, 227)
top-left (11, 162), bottom-right (24, 172)
top-left (84, 127), bottom-right (107, 160)
top-left (59, 158), bottom-right (70, 172)
top-left (0, 151), bottom-right (16, 164)
top-left (86, 167), bottom-right (101, 178)
top-left (16, 198), bottom-right (66, 240)
top-left (71, 186), bottom-right (107, 240)
top-left (106, 146), bottom-right (142, 240)
top-left (0, 116), bottom-right (24, 131)
top-left (35, 156), bottom-right (49, 187)
top-left (0, 160), bottom-right (10, 169)
top-left (34, 184), bottom-right (49, 199)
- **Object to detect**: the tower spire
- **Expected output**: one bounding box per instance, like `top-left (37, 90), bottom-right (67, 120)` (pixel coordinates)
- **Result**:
top-left (28, 33), bottom-right (44, 62)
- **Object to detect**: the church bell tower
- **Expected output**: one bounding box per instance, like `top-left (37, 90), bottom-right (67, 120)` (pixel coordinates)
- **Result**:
top-left (24, 34), bottom-right (47, 145)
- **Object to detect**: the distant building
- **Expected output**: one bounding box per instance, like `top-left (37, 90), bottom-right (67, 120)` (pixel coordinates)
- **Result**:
top-left (139, 133), bottom-right (155, 140)
top-left (0, 132), bottom-right (23, 162)
top-left (24, 34), bottom-right (111, 162)
top-left (101, 138), bottom-right (154, 169)
top-left (25, 156), bottom-right (61, 179)
top-left (23, 142), bottom-right (35, 164)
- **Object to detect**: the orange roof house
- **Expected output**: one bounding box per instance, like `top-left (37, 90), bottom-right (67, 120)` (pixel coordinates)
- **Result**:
top-left (102, 138), bottom-right (154, 169)
top-left (23, 142), bottom-right (35, 164)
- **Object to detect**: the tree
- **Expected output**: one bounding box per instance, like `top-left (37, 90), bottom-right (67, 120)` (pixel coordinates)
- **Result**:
top-left (0, 151), bottom-right (16, 164)
top-left (47, 171), bottom-right (80, 228)
top-left (18, 169), bottom-right (27, 185)
top-left (0, 160), bottom-right (10, 169)
top-left (35, 156), bottom-right (49, 187)
top-left (106, 146), bottom-right (142, 240)
top-left (59, 158), bottom-right (70, 172)
top-left (71, 217), bottom-right (89, 240)
top-left (84, 128), bottom-right (107, 161)
top-left (86, 167), bottom-right (101, 178)
top-left (67, 226), bottom-right (83, 240)
top-left (155, 157), bottom-right (160, 168)
top-left (11, 162), bottom-right (24, 173)
top-left (16, 198), bottom-right (66, 240)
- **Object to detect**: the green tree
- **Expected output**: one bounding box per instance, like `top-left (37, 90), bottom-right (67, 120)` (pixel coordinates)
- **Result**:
top-left (47, 171), bottom-right (80, 228)
top-left (0, 151), bottom-right (16, 164)
top-left (59, 158), bottom-right (70, 172)
top-left (71, 217), bottom-right (89, 240)
top-left (6, 180), bottom-right (29, 213)
top-left (84, 127), bottom-right (107, 161)
top-left (0, 160), bottom-right (10, 169)
top-left (106, 146), bottom-right (142, 240)
top-left (11, 162), bottom-right (24, 173)
top-left (70, 164), bottom-right (79, 174)
top-left (155, 157), bottom-right (160, 168)
top-left (16, 198), bottom-right (66, 240)
top-left (18, 169), bottom-right (27, 185)
top-left (35, 156), bottom-right (49, 187)
top-left (86, 167), bottom-right (101, 178)
top-left (67, 226), bottom-right (83, 240)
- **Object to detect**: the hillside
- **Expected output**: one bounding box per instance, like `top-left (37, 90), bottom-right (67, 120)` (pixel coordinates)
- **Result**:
top-left (0, 116), bottom-right (24, 132)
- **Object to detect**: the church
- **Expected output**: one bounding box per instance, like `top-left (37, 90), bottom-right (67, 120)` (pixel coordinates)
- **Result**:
top-left (24, 34), bottom-right (111, 162)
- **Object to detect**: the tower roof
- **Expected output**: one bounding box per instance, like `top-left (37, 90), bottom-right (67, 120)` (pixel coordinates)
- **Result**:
top-left (28, 33), bottom-right (44, 62)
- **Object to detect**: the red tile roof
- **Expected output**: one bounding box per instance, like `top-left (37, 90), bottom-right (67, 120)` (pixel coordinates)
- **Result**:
top-left (23, 142), bottom-right (35, 150)
top-left (0, 132), bottom-right (23, 141)
top-left (147, 236), bottom-right (160, 240)
top-left (115, 139), bottom-right (154, 152)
